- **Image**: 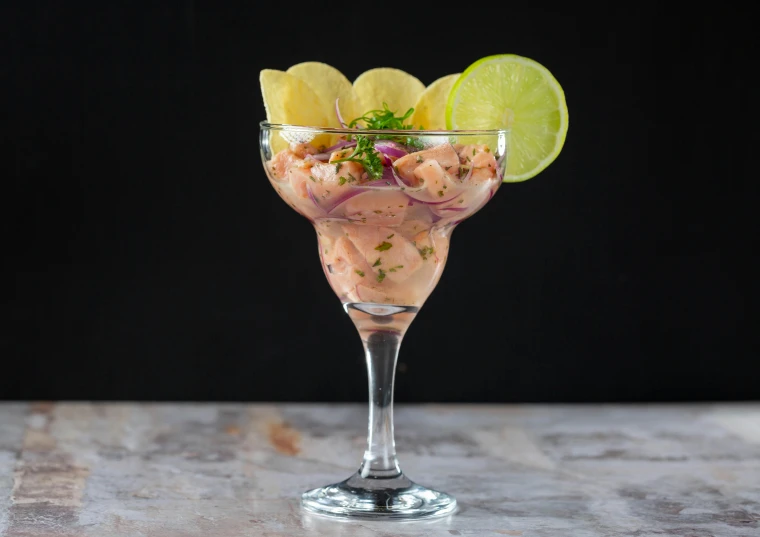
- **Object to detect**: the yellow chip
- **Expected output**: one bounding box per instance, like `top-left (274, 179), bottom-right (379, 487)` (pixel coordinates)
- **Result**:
top-left (259, 69), bottom-right (330, 152)
top-left (260, 69), bottom-right (328, 126)
top-left (353, 68), bottom-right (425, 123)
top-left (411, 73), bottom-right (460, 130)
top-left (286, 62), bottom-right (358, 128)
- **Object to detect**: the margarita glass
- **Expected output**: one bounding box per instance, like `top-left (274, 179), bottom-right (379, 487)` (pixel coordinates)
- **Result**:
top-left (260, 123), bottom-right (508, 519)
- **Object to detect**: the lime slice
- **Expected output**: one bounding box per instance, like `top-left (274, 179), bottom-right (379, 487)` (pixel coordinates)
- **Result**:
top-left (446, 54), bottom-right (568, 182)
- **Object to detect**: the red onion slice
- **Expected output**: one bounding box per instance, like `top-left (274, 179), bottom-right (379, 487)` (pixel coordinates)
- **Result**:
top-left (309, 180), bottom-right (401, 215)
top-left (460, 163), bottom-right (474, 182)
top-left (307, 185), bottom-right (364, 214)
top-left (335, 98), bottom-right (349, 129)
top-left (308, 139), bottom-right (359, 162)
top-left (306, 184), bottom-right (325, 211)
top-left (495, 153), bottom-right (506, 181)
top-left (353, 178), bottom-right (402, 190)
top-left (324, 140), bottom-right (356, 152)
top-left (390, 165), bottom-right (462, 205)
top-left (375, 140), bottom-right (408, 159)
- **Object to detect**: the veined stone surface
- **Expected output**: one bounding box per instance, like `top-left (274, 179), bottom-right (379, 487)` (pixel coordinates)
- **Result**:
top-left (0, 402), bottom-right (758, 536)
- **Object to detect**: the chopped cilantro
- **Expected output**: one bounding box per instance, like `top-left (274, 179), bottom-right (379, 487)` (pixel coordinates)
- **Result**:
top-left (349, 102), bottom-right (413, 131)
top-left (376, 269), bottom-right (386, 283)
top-left (418, 245), bottom-right (435, 260)
top-left (355, 269), bottom-right (365, 277)
top-left (338, 176), bottom-right (347, 186)
top-left (386, 233), bottom-right (394, 239)
top-left (346, 102), bottom-right (425, 150)
top-left (375, 241), bottom-right (392, 252)
top-left (331, 135), bottom-right (383, 179)
top-left (373, 258), bottom-right (381, 267)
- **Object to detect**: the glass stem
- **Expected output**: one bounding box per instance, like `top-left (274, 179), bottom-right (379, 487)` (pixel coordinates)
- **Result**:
top-left (359, 329), bottom-right (402, 479)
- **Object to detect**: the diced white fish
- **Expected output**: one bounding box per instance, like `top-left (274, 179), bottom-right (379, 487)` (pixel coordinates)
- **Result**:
top-left (266, 138), bottom-right (499, 308)
top-left (341, 190), bottom-right (408, 226)
top-left (342, 224), bottom-right (422, 283)
top-left (325, 236), bottom-right (374, 284)
top-left (269, 149), bottom-right (305, 182)
top-left (412, 227), bottom-right (449, 266)
top-left (396, 218), bottom-right (433, 238)
top-left (289, 142), bottom-right (319, 158)
top-left (356, 284), bottom-right (395, 304)
top-left (393, 143), bottom-right (460, 185)
top-left (288, 160), bottom-right (358, 204)
top-left (413, 159), bottom-right (461, 199)
top-left (457, 144), bottom-right (498, 183)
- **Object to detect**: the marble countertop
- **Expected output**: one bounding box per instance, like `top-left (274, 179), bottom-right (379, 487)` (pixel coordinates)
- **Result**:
top-left (0, 402), bottom-right (758, 536)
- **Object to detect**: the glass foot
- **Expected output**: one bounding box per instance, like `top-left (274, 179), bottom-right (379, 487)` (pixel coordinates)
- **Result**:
top-left (301, 471), bottom-right (456, 519)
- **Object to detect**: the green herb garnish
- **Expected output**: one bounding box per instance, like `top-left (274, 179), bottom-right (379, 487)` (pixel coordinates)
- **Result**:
top-left (331, 136), bottom-right (384, 180)
top-left (343, 103), bottom-right (425, 167)
top-left (355, 269), bottom-right (365, 277)
top-left (375, 241), bottom-right (392, 252)
top-left (349, 102), bottom-right (414, 131)
top-left (418, 245), bottom-right (435, 260)
top-left (377, 269), bottom-right (386, 283)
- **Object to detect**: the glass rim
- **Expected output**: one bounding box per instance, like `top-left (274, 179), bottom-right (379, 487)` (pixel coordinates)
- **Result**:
top-left (260, 121), bottom-right (510, 137)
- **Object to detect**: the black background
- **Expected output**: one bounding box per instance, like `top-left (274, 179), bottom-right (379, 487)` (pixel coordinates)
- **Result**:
top-left (3, 3), bottom-right (754, 402)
